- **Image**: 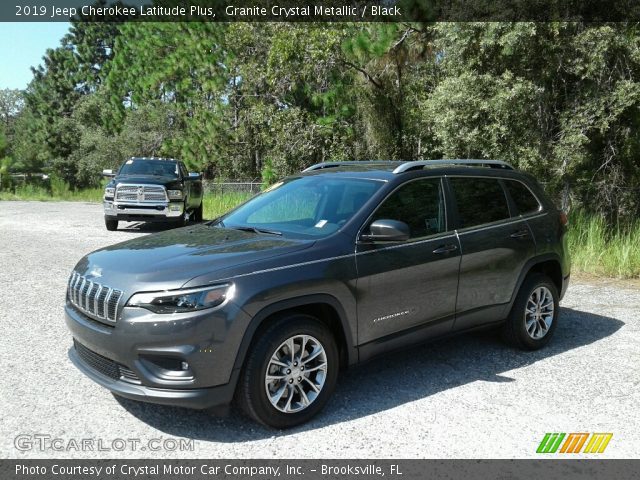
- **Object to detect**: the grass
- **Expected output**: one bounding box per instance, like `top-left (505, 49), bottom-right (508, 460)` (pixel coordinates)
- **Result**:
top-left (203, 191), bottom-right (251, 219)
top-left (0, 177), bottom-right (104, 202)
top-left (2, 185), bottom-right (639, 278)
top-left (566, 210), bottom-right (640, 279)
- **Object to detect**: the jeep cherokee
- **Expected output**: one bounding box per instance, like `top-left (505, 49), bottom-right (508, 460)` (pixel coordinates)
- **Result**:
top-left (65, 160), bottom-right (570, 428)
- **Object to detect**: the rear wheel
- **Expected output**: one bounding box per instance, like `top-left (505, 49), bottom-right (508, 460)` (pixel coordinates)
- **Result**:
top-left (237, 314), bottom-right (339, 428)
top-left (194, 202), bottom-right (203, 222)
top-left (105, 218), bottom-right (118, 231)
top-left (502, 273), bottom-right (559, 350)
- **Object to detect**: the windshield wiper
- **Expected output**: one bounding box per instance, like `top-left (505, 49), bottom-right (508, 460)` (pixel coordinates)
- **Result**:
top-left (230, 225), bottom-right (282, 236)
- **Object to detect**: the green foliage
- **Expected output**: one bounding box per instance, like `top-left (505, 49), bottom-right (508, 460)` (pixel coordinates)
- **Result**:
top-left (4, 21), bottom-right (640, 227)
top-left (0, 176), bottom-right (104, 202)
top-left (260, 159), bottom-right (278, 186)
top-left (0, 89), bottom-right (23, 130)
top-left (202, 192), bottom-right (251, 220)
top-left (567, 210), bottom-right (640, 278)
top-left (11, 18), bottom-right (121, 187)
top-left (0, 129), bottom-right (13, 190)
top-left (107, 22), bottom-right (228, 171)
top-left (427, 23), bottom-right (640, 219)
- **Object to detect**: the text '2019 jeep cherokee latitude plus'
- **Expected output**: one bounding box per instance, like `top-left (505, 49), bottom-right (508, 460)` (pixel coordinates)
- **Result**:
top-left (65, 160), bottom-right (570, 428)
top-left (102, 157), bottom-right (204, 231)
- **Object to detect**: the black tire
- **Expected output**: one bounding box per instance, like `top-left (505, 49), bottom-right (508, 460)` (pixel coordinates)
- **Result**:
top-left (193, 202), bottom-right (203, 222)
top-left (105, 218), bottom-right (118, 231)
top-left (237, 314), bottom-right (339, 429)
top-left (501, 273), bottom-right (559, 350)
top-left (175, 202), bottom-right (188, 227)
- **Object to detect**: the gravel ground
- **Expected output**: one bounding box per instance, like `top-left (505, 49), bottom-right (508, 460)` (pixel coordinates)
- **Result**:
top-left (1, 201), bottom-right (638, 459)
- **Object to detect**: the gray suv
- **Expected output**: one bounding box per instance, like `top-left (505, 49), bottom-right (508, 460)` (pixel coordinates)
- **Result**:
top-left (65, 160), bottom-right (570, 428)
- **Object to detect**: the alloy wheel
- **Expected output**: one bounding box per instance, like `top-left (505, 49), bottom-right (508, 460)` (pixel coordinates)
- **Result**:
top-left (264, 334), bottom-right (328, 414)
top-left (524, 286), bottom-right (555, 339)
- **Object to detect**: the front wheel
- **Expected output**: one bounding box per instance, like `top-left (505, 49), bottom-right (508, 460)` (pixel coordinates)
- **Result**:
top-left (175, 202), bottom-right (189, 227)
top-left (237, 314), bottom-right (339, 428)
top-left (105, 218), bottom-right (118, 231)
top-left (502, 273), bottom-right (559, 350)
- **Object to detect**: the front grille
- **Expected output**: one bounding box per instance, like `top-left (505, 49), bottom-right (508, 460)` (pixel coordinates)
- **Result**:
top-left (74, 340), bottom-right (140, 384)
top-left (115, 185), bottom-right (167, 203)
top-left (68, 271), bottom-right (123, 323)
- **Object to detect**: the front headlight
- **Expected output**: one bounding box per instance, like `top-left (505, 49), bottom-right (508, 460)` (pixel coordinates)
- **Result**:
top-left (167, 189), bottom-right (183, 200)
top-left (104, 187), bottom-right (115, 197)
top-left (126, 284), bottom-right (233, 314)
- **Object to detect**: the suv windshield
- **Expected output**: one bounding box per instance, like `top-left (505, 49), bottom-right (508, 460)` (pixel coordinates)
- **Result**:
top-left (118, 159), bottom-right (179, 177)
top-left (218, 176), bottom-right (382, 238)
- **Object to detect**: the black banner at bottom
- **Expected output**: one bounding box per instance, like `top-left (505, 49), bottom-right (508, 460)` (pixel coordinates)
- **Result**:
top-left (1, 460), bottom-right (638, 480)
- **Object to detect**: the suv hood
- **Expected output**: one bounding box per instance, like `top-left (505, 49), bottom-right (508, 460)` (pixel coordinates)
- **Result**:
top-left (73, 225), bottom-right (315, 292)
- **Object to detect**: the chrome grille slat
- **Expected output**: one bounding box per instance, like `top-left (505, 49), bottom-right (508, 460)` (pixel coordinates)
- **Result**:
top-left (107, 290), bottom-right (123, 321)
top-left (80, 278), bottom-right (88, 309)
top-left (88, 282), bottom-right (99, 314)
top-left (104, 288), bottom-right (113, 319)
top-left (115, 184), bottom-right (168, 203)
top-left (73, 274), bottom-right (82, 304)
top-left (96, 286), bottom-right (108, 318)
top-left (66, 272), bottom-right (121, 325)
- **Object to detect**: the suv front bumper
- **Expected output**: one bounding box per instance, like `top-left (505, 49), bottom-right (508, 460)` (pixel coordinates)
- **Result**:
top-left (64, 299), bottom-right (251, 410)
top-left (68, 346), bottom-right (238, 410)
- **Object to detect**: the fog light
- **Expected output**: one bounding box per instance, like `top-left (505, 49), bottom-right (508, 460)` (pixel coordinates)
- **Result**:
top-left (170, 205), bottom-right (181, 211)
top-left (139, 355), bottom-right (194, 381)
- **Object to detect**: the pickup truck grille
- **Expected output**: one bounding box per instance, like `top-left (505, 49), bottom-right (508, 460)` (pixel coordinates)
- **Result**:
top-left (68, 271), bottom-right (123, 323)
top-left (115, 185), bottom-right (167, 203)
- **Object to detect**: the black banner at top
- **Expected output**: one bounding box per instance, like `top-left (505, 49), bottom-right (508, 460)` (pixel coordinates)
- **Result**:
top-left (4, 0), bottom-right (640, 22)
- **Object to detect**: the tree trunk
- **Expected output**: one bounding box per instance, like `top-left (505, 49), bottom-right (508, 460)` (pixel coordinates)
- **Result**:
top-left (561, 179), bottom-right (571, 213)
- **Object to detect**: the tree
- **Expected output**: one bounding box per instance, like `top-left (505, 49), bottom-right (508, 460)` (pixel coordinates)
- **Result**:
top-left (16, 18), bottom-right (120, 185)
top-left (424, 22), bottom-right (640, 219)
top-left (106, 22), bottom-right (228, 171)
top-left (0, 89), bottom-right (23, 129)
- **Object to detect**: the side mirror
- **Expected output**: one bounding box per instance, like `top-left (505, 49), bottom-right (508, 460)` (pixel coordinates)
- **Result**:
top-left (188, 172), bottom-right (201, 180)
top-left (102, 169), bottom-right (115, 177)
top-left (360, 219), bottom-right (410, 242)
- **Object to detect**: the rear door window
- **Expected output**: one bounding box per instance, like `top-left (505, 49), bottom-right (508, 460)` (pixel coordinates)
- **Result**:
top-left (450, 177), bottom-right (510, 228)
top-left (505, 180), bottom-right (541, 215)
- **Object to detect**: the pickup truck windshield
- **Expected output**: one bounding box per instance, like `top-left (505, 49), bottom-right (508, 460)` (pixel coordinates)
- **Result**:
top-left (218, 176), bottom-right (383, 238)
top-left (118, 159), bottom-right (179, 177)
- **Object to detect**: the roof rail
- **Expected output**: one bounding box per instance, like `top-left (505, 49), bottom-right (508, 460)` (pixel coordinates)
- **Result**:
top-left (303, 161), bottom-right (404, 172)
top-left (392, 159), bottom-right (513, 173)
top-left (302, 159), bottom-right (514, 173)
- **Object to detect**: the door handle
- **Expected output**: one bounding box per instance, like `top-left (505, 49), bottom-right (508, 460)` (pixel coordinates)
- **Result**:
top-left (432, 244), bottom-right (458, 254)
top-left (510, 229), bottom-right (530, 238)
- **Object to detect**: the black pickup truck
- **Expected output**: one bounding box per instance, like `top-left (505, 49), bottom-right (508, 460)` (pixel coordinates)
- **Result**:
top-left (102, 157), bottom-right (204, 231)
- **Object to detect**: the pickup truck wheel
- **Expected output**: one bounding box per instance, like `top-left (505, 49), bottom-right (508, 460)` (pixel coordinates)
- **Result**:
top-left (175, 203), bottom-right (189, 227)
top-left (105, 218), bottom-right (118, 231)
top-left (237, 314), bottom-right (339, 429)
top-left (194, 202), bottom-right (203, 222)
top-left (502, 273), bottom-right (559, 350)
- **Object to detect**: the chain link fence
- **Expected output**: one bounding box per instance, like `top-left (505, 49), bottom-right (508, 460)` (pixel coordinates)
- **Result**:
top-left (203, 180), bottom-right (264, 195)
